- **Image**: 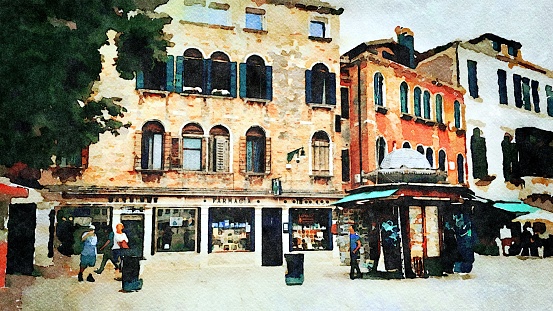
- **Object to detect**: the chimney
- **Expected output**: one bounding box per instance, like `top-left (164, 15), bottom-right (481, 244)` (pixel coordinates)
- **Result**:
top-left (395, 26), bottom-right (415, 68)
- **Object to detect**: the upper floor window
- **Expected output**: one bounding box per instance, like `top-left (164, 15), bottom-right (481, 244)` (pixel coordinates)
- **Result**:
top-left (425, 147), bottom-right (434, 168)
top-left (435, 94), bottom-right (443, 124)
top-left (467, 60), bottom-right (479, 98)
top-left (210, 52), bottom-right (236, 96)
top-left (175, 51), bottom-right (236, 97)
top-left (414, 87), bottom-right (422, 117)
top-left (547, 85), bottom-right (553, 117)
top-left (497, 69), bottom-right (508, 105)
top-left (340, 87), bottom-right (349, 119)
top-left (207, 2), bottom-right (231, 26)
top-left (438, 150), bottom-right (446, 171)
top-left (209, 125), bottom-right (230, 172)
top-left (182, 123), bottom-right (204, 171)
top-left (240, 55), bottom-right (272, 101)
top-left (374, 72), bottom-right (384, 106)
top-left (376, 137), bottom-right (387, 168)
top-left (310, 21), bottom-right (326, 38)
top-left (416, 145), bottom-right (424, 155)
top-left (245, 126), bottom-right (267, 173)
top-left (400, 82), bottom-right (409, 114)
top-left (470, 127), bottom-right (489, 180)
top-left (508, 45), bottom-right (518, 57)
top-left (454, 100), bottom-right (461, 129)
top-left (423, 90), bottom-right (431, 119)
top-left (492, 41), bottom-right (501, 52)
top-left (136, 57), bottom-right (172, 91)
top-left (522, 77), bottom-right (531, 111)
top-left (182, 48), bottom-right (204, 93)
top-left (457, 154), bottom-right (465, 184)
top-left (532, 80), bottom-right (540, 113)
top-left (245, 8), bottom-right (265, 31)
top-left (141, 121), bottom-right (165, 170)
top-left (402, 141), bottom-right (411, 149)
top-left (513, 74), bottom-right (523, 108)
top-left (305, 63), bottom-right (336, 105)
top-left (312, 131), bottom-right (330, 175)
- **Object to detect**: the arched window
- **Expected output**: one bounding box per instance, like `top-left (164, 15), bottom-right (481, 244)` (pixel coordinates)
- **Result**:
top-left (457, 154), bottom-right (465, 184)
top-left (209, 125), bottom-right (230, 172)
top-left (210, 52), bottom-right (234, 96)
top-left (240, 55), bottom-right (272, 100)
top-left (470, 128), bottom-right (489, 179)
top-left (425, 147), bottom-right (434, 168)
top-left (374, 72), bottom-right (384, 106)
top-left (454, 100), bottom-right (461, 129)
top-left (400, 82), bottom-right (409, 113)
top-left (435, 94), bottom-right (443, 124)
top-left (312, 131), bottom-right (330, 175)
top-left (438, 150), bottom-right (446, 171)
top-left (376, 137), bottom-right (387, 167)
top-left (141, 121), bottom-right (165, 170)
top-left (182, 123), bottom-right (204, 171)
top-left (423, 90), bottom-right (431, 119)
top-left (305, 63), bottom-right (336, 105)
top-left (182, 48), bottom-right (204, 91)
top-left (246, 126), bottom-right (266, 173)
top-left (402, 141), bottom-right (411, 149)
top-left (414, 87), bottom-right (421, 117)
top-left (416, 145), bottom-right (424, 154)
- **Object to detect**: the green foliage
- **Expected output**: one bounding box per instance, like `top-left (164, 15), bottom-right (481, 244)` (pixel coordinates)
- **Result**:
top-left (0, 0), bottom-right (171, 170)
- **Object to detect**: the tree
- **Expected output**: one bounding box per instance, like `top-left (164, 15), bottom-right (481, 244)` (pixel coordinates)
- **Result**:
top-left (0, 0), bottom-right (171, 176)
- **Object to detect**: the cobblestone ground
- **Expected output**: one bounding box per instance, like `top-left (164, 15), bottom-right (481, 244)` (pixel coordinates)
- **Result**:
top-left (3, 254), bottom-right (553, 311)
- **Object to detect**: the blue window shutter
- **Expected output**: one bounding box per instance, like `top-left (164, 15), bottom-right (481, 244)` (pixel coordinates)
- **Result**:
top-left (305, 70), bottom-right (312, 103)
top-left (230, 62), bottom-right (237, 98)
top-left (467, 60), bottom-right (479, 98)
top-left (327, 73), bottom-right (336, 105)
top-left (175, 56), bottom-right (184, 93)
top-left (204, 59), bottom-right (212, 95)
top-left (166, 55), bottom-right (175, 92)
top-left (265, 66), bottom-right (272, 101)
top-left (239, 63), bottom-right (247, 98)
top-left (136, 71), bottom-right (144, 89)
top-left (454, 100), bottom-right (461, 129)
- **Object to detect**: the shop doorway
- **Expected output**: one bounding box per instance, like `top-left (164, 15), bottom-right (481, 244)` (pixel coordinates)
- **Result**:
top-left (262, 208), bottom-right (282, 266)
top-left (121, 214), bottom-right (145, 258)
top-left (6, 203), bottom-right (36, 275)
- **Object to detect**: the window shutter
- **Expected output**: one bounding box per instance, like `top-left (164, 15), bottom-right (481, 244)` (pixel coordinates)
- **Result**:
top-left (239, 63), bottom-right (247, 98)
top-left (230, 62), bottom-right (237, 98)
top-left (334, 114), bottom-right (341, 132)
top-left (136, 71), bottom-right (144, 89)
top-left (163, 132), bottom-right (172, 170)
top-left (215, 136), bottom-right (229, 172)
top-left (265, 137), bottom-right (271, 174)
top-left (326, 73), bottom-right (336, 105)
top-left (305, 70), bottom-right (312, 103)
top-left (265, 66), bottom-right (272, 101)
top-left (175, 56), bottom-right (184, 93)
top-left (208, 136), bottom-right (214, 172)
top-left (166, 55), bottom-right (175, 92)
top-left (81, 146), bottom-right (89, 169)
top-left (134, 131), bottom-right (142, 170)
top-left (239, 136), bottom-right (246, 173)
top-left (204, 59), bottom-right (212, 95)
top-left (171, 137), bottom-right (181, 169)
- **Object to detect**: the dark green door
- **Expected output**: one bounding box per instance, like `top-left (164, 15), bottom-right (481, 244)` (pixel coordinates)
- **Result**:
top-left (262, 208), bottom-right (282, 266)
top-left (121, 214), bottom-right (145, 258)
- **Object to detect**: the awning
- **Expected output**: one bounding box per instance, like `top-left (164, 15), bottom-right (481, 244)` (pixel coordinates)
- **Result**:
top-left (332, 189), bottom-right (398, 206)
top-left (494, 202), bottom-right (539, 213)
top-left (0, 183), bottom-right (29, 198)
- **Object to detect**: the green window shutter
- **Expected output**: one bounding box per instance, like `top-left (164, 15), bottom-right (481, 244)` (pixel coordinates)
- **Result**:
top-left (265, 66), bottom-right (272, 101)
top-left (204, 59), bottom-right (211, 95)
top-left (305, 70), bottom-right (312, 104)
top-left (230, 62), bottom-right (237, 98)
top-left (175, 56), bottom-right (184, 93)
top-left (326, 73), bottom-right (336, 105)
top-left (136, 71), bottom-right (144, 89)
top-left (239, 63), bottom-right (247, 98)
top-left (166, 55), bottom-right (175, 92)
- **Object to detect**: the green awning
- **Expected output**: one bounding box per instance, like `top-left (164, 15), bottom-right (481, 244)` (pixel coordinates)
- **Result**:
top-left (332, 189), bottom-right (398, 206)
top-left (494, 202), bottom-right (539, 213)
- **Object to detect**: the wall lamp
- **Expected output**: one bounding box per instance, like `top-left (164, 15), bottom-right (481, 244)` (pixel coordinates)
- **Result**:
top-left (286, 147), bottom-right (306, 168)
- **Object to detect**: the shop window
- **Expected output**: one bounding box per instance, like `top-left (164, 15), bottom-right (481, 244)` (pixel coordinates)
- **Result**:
top-left (210, 51), bottom-right (236, 97)
top-left (423, 90), bottom-right (431, 119)
top-left (402, 141), bottom-right (411, 149)
top-left (513, 74), bottom-right (523, 108)
top-left (156, 208), bottom-right (197, 252)
top-left (341, 149), bottom-right (350, 182)
top-left (309, 20), bottom-right (326, 38)
top-left (209, 125), bottom-right (230, 172)
top-left (522, 77), bottom-right (531, 111)
top-left (425, 147), bottom-right (434, 168)
top-left (435, 94), bottom-right (443, 123)
top-left (340, 87), bottom-right (349, 119)
top-left (400, 82), bottom-right (409, 113)
top-left (376, 137), bottom-right (387, 168)
top-left (467, 60), bottom-right (479, 98)
top-left (245, 7), bottom-right (265, 31)
top-left (305, 63), bottom-right (336, 105)
top-left (312, 131), bottom-right (330, 175)
top-left (243, 126), bottom-right (267, 173)
top-left (438, 150), bottom-right (446, 171)
top-left (180, 48), bottom-right (204, 93)
top-left (532, 80), bottom-right (540, 113)
top-left (209, 207), bottom-right (254, 253)
top-left (182, 123), bottom-right (204, 171)
top-left (457, 154), bottom-right (465, 184)
top-left (454, 100), bottom-right (461, 129)
top-left (141, 121), bottom-right (165, 170)
top-left (290, 209), bottom-right (332, 251)
top-left (136, 57), bottom-right (172, 91)
top-left (470, 127), bottom-right (489, 179)
top-left (516, 127), bottom-right (553, 178)
top-left (547, 85), bottom-right (553, 117)
top-left (414, 87), bottom-right (422, 117)
top-left (373, 72), bottom-right (384, 106)
top-left (497, 69), bottom-right (508, 105)
top-left (240, 55), bottom-right (272, 100)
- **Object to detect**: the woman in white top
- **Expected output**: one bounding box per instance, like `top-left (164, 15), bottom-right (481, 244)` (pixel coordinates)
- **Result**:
top-left (112, 223), bottom-right (129, 271)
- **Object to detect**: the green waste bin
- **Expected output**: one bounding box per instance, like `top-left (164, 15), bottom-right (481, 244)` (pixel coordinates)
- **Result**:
top-left (284, 253), bottom-right (304, 285)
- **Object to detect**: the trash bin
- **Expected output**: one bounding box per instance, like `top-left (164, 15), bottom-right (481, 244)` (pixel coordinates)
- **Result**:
top-left (121, 256), bottom-right (143, 292)
top-left (284, 253), bottom-right (304, 285)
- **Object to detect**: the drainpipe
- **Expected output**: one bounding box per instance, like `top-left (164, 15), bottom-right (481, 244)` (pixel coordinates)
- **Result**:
top-left (357, 60), bottom-right (364, 185)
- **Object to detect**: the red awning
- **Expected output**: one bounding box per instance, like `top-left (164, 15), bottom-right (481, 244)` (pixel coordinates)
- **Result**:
top-left (0, 183), bottom-right (29, 198)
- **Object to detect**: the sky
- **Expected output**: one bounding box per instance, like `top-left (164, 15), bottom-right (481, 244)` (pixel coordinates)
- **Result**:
top-left (330, 0), bottom-right (553, 67)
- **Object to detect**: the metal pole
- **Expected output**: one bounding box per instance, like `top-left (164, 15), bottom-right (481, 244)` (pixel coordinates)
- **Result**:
top-left (357, 60), bottom-right (363, 185)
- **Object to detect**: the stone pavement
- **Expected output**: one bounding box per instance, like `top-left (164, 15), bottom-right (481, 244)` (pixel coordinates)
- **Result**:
top-left (4, 254), bottom-right (553, 311)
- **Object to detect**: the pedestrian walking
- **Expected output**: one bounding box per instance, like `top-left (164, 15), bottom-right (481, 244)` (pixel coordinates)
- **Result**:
top-left (78, 225), bottom-right (97, 282)
top-left (349, 225), bottom-right (362, 280)
top-left (112, 223), bottom-right (129, 275)
top-left (95, 225), bottom-right (117, 274)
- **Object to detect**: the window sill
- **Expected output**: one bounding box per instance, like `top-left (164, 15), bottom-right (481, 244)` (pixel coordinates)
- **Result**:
top-left (243, 97), bottom-right (270, 104)
top-left (456, 129), bottom-right (466, 136)
top-left (243, 28), bottom-right (267, 34)
top-left (138, 89), bottom-right (169, 97)
top-left (180, 92), bottom-right (234, 100)
top-left (400, 113), bottom-right (413, 121)
top-left (375, 106), bottom-right (388, 115)
top-left (425, 120), bottom-right (436, 126)
top-left (310, 174), bottom-right (332, 179)
top-left (244, 172), bottom-right (269, 178)
top-left (179, 20), bottom-right (235, 31)
top-left (308, 36), bottom-right (332, 43)
top-left (437, 123), bottom-right (447, 131)
top-left (307, 103), bottom-right (336, 109)
top-left (414, 117), bottom-right (426, 124)
top-left (136, 169), bottom-right (166, 174)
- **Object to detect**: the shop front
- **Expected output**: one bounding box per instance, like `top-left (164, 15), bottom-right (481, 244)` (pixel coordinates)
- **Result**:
top-left (208, 207), bottom-right (254, 253)
top-left (154, 207), bottom-right (198, 253)
top-left (289, 208), bottom-right (332, 251)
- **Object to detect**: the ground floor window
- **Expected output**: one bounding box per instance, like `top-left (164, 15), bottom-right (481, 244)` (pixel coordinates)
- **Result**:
top-left (56, 206), bottom-right (112, 256)
top-left (209, 207), bottom-right (254, 253)
top-left (155, 208), bottom-right (197, 252)
top-left (290, 208), bottom-right (332, 251)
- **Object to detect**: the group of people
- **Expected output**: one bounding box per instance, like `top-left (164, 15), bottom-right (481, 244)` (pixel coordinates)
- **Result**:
top-left (76, 223), bottom-right (129, 283)
top-left (499, 222), bottom-right (553, 258)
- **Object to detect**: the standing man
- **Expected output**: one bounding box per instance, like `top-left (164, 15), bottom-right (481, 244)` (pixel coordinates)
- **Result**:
top-left (349, 226), bottom-right (362, 280)
top-left (95, 225), bottom-right (116, 274)
top-left (78, 225), bottom-right (97, 282)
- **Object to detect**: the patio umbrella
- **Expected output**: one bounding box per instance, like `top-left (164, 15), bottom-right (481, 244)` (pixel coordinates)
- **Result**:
top-left (512, 209), bottom-right (553, 225)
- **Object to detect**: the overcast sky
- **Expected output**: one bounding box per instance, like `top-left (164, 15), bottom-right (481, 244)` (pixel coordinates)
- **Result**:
top-left (330, 0), bottom-right (552, 67)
